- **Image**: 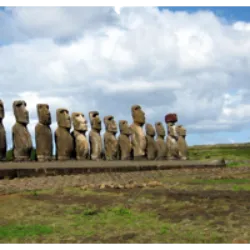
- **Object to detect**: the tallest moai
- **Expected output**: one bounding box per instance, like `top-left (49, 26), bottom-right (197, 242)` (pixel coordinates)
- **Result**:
top-left (130, 105), bottom-right (147, 160)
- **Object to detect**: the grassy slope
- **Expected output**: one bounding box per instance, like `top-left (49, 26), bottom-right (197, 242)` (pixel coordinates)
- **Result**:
top-left (0, 143), bottom-right (250, 243)
top-left (188, 143), bottom-right (250, 163)
top-left (0, 167), bottom-right (250, 243)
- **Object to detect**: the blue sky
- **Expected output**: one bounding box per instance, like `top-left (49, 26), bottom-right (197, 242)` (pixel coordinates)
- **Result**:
top-left (160, 7), bottom-right (250, 22)
top-left (159, 6), bottom-right (250, 145)
top-left (1, 6), bottom-right (250, 147)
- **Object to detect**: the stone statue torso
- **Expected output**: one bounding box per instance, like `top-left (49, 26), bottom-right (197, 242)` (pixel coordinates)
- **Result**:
top-left (155, 137), bottom-right (167, 160)
top-left (177, 136), bottom-right (188, 160)
top-left (146, 135), bottom-right (157, 160)
top-left (0, 123), bottom-right (6, 160)
top-left (130, 123), bottom-right (146, 159)
top-left (35, 123), bottom-right (53, 161)
top-left (12, 123), bottom-right (32, 160)
top-left (55, 127), bottom-right (74, 160)
top-left (72, 130), bottom-right (89, 160)
top-left (118, 134), bottom-right (132, 160)
top-left (89, 130), bottom-right (102, 160)
top-left (104, 132), bottom-right (118, 160)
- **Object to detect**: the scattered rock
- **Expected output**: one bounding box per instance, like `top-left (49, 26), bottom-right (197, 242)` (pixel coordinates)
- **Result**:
top-left (147, 180), bottom-right (162, 187)
top-left (99, 184), bottom-right (106, 189)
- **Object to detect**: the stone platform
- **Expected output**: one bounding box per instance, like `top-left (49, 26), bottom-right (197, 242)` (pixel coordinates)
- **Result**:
top-left (0, 159), bottom-right (226, 179)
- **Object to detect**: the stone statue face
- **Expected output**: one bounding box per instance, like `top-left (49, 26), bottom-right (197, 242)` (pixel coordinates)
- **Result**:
top-left (72, 112), bottom-right (88, 132)
top-left (168, 123), bottom-right (178, 137)
top-left (119, 120), bottom-right (132, 136)
top-left (177, 125), bottom-right (186, 136)
top-left (0, 100), bottom-right (4, 122)
top-left (56, 108), bottom-right (71, 129)
top-left (104, 115), bottom-right (117, 134)
top-left (155, 122), bottom-right (165, 137)
top-left (13, 100), bottom-right (29, 125)
top-left (131, 104), bottom-right (145, 126)
top-left (89, 111), bottom-right (102, 131)
top-left (146, 123), bottom-right (155, 137)
top-left (37, 104), bottom-right (51, 125)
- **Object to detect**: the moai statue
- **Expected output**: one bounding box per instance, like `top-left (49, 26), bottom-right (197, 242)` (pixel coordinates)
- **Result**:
top-left (165, 113), bottom-right (179, 160)
top-left (12, 100), bottom-right (32, 161)
top-left (89, 111), bottom-right (102, 161)
top-left (176, 125), bottom-right (188, 160)
top-left (145, 123), bottom-right (157, 160)
top-left (71, 112), bottom-right (89, 160)
top-left (130, 105), bottom-right (146, 160)
top-left (155, 122), bottom-right (167, 160)
top-left (55, 108), bottom-right (74, 160)
top-left (0, 100), bottom-right (6, 161)
top-left (103, 115), bottom-right (118, 160)
top-left (35, 104), bottom-right (53, 162)
top-left (117, 120), bottom-right (132, 160)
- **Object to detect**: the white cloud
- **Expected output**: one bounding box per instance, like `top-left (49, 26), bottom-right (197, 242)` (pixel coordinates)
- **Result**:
top-left (1, 7), bottom-right (250, 147)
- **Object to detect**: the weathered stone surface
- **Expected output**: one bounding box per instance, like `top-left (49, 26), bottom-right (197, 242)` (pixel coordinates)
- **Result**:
top-left (103, 115), bottom-right (118, 160)
top-left (71, 112), bottom-right (89, 160)
top-left (117, 120), bottom-right (132, 160)
top-left (12, 100), bottom-right (32, 161)
top-left (176, 125), bottom-right (188, 160)
top-left (130, 105), bottom-right (146, 160)
top-left (155, 122), bottom-right (167, 160)
top-left (0, 100), bottom-right (6, 161)
top-left (165, 113), bottom-right (179, 160)
top-left (55, 108), bottom-right (74, 161)
top-left (35, 104), bottom-right (53, 162)
top-left (89, 111), bottom-right (103, 160)
top-left (145, 123), bottom-right (157, 160)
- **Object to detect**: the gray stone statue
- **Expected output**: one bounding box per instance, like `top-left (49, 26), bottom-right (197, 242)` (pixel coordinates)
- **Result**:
top-left (12, 100), bottom-right (33, 161)
top-left (0, 100), bottom-right (6, 161)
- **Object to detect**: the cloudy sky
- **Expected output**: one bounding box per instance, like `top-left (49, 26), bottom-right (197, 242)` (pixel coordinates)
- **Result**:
top-left (1, 6), bottom-right (250, 149)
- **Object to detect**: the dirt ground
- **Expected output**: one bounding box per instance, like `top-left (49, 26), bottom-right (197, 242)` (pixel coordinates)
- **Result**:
top-left (0, 166), bottom-right (250, 243)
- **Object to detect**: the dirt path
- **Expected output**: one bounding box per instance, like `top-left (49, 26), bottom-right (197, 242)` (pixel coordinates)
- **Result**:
top-left (0, 166), bottom-right (249, 195)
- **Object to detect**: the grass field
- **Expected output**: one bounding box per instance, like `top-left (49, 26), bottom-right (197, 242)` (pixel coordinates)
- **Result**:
top-left (188, 143), bottom-right (250, 162)
top-left (0, 143), bottom-right (250, 243)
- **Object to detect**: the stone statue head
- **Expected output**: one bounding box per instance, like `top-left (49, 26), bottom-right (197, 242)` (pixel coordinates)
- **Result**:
top-left (72, 112), bottom-right (88, 132)
top-left (155, 122), bottom-right (165, 137)
top-left (56, 108), bottom-right (71, 129)
top-left (119, 120), bottom-right (132, 136)
top-left (131, 104), bottom-right (145, 126)
top-left (13, 100), bottom-right (29, 125)
top-left (89, 111), bottom-right (102, 131)
top-left (177, 125), bottom-right (186, 137)
top-left (146, 123), bottom-right (155, 137)
top-left (104, 115), bottom-right (117, 134)
top-left (165, 113), bottom-right (178, 125)
top-left (0, 100), bottom-right (4, 122)
top-left (37, 104), bottom-right (51, 125)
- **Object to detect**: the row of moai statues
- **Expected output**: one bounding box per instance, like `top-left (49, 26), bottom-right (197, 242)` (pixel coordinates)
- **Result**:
top-left (0, 100), bottom-right (188, 162)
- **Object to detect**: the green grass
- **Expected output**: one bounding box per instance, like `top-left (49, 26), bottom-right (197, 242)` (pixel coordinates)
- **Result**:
top-left (1, 142), bottom-right (250, 243)
top-left (0, 224), bottom-right (53, 240)
top-left (0, 179), bottom-right (250, 243)
top-left (188, 144), bottom-right (250, 161)
top-left (191, 178), bottom-right (250, 185)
